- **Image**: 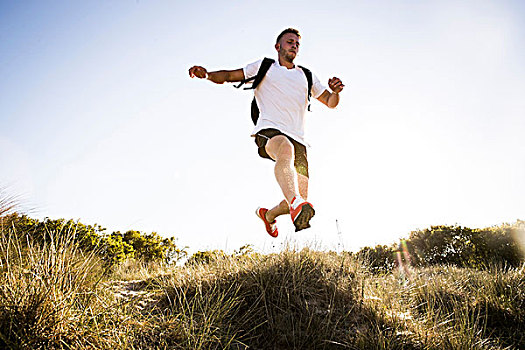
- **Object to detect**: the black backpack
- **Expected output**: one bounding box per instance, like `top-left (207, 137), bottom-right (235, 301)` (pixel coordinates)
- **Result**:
top-left (235, 57), bottom-right (313, 125)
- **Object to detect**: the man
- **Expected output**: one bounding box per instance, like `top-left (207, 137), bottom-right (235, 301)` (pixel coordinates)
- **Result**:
top-left (188, 28), bottom-right (344, 236)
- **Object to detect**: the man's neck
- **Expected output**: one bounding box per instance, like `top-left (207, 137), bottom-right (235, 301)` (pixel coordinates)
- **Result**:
top-left (278, 57), bottom-right (295, 69)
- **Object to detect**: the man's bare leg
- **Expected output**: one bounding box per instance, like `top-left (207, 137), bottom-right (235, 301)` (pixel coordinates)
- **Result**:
top-left (266, 200), bottom-right (288, 223)
top-left (261, 135), bottom-right (314, 230)
top-left (266, 174), bottom-right (308, 223)
top-left (264, 135), bottom-right (300, 204)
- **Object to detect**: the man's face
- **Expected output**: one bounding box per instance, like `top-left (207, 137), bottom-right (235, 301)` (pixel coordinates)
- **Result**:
top-left (276, 33), bottom-right (300, 62)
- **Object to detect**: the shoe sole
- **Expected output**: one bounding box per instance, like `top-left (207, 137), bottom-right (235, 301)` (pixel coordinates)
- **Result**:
top-left (293, 204), bottom-right (315, 232)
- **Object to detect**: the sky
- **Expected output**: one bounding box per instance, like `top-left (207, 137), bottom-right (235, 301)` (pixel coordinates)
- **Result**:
top-left (1, 0), bottom-right (524, 255)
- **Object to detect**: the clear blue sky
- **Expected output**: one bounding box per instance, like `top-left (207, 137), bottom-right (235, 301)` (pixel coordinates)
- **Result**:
top-left (1, 0), bottom-right (524, 254)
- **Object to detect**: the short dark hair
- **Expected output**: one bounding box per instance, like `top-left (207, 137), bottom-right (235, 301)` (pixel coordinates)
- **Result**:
top-left (276, 28), bottom-right (301, 44)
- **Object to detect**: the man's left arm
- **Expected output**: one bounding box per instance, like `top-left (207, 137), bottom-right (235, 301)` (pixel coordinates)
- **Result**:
top-left (317, 77), bottom-right (344, 109)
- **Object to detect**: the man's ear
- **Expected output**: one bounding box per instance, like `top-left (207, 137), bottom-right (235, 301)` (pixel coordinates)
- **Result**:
top-left (275, 43), bottom-right (280, 51)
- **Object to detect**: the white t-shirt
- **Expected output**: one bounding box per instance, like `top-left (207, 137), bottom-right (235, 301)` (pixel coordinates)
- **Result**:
top-left (243, 59), bottom-right (327, 146)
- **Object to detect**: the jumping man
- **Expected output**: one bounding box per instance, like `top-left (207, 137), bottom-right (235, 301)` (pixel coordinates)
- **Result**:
top-left (188, 28), bottom-right (344, 236)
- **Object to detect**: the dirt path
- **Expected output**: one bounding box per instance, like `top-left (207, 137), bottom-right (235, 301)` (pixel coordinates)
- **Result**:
top-left (106, 280), bottom-right (157, 311)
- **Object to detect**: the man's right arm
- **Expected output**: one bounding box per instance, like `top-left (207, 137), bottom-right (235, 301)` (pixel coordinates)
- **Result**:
top-left (188, 66), bottom-right (245, 84)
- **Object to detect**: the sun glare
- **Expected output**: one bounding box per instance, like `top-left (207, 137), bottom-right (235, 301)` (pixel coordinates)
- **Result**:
top-left (513, 220), bottom-right (525, 258)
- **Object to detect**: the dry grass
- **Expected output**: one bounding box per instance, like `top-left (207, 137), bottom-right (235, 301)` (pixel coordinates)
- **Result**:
top-left (362, 265), bottom-right (524, 349)
top-left (1, 190), bottom-right (523, 349)
top-left (135, 249), bottom-right (363, 349)
top-left (0, 187), bottom-right (18, 218)
top-left (125, 250), bottom-right (524, 349)
top-left (0, 224), bottom-right (136, 349)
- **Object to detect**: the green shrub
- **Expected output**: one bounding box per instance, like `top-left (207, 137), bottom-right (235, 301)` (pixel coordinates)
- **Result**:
top-left (4, 214), bottom-right (186, 267)
top-left (186, 249), bottom-right (227, 265)
top-left (120, 230), bottom-right (186, 264)
top-left (406, 221), bottom-right (524, 268)
top-left (356, 244), bottom-right (396, 273)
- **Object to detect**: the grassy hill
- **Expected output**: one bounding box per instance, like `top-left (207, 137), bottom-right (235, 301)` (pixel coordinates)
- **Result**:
top-left (1, 223), bottom-right (523, 349)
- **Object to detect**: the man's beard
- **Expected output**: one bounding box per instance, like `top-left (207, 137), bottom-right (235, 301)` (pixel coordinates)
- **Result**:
top-left (280, 48), bottom-right (296, 63)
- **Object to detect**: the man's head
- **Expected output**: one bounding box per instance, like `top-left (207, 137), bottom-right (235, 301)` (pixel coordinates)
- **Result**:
top-left (275, 28), bottom-right (301, 63)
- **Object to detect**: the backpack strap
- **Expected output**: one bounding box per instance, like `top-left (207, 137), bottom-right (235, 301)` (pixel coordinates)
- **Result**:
top-left (234, 57), bottom-right (275, 90)
top-left (298, 65), bottom-right (313, 111)
top-left (236, 59), bottom-right (313, 125)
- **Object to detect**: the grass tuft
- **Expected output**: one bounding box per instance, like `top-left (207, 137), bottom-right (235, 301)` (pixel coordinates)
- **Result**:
top-left (0, 224), bottom-right (130, 349)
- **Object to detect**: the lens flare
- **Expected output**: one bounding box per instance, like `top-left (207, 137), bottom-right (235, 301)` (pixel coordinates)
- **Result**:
top-left (512, 220), bottom-right (525, 258)
top-left (395, 239), bottom-right (412, 279)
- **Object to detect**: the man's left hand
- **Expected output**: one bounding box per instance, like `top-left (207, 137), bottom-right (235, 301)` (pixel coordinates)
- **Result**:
top-left (328, 77), bottom-right (344, 94)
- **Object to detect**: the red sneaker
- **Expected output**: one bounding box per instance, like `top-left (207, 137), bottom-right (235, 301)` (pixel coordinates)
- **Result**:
top-left (256, 207), bottom-right (278, 238)
top-left (290, 197), bottom-right (315, 232)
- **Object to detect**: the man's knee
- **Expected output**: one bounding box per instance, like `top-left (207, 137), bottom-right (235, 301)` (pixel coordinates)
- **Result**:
top-left (266, 135), bottom-right (294, 161)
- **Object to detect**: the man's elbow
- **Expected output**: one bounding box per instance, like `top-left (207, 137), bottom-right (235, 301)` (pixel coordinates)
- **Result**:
top-left (328, 94), bottom-right (340, 108)
top-left (328, 100), bottom-right (339, 109)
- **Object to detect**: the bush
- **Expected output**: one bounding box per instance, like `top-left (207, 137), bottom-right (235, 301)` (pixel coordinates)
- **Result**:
top-left (186, 249), bottom-right (227, 265)
top-left (3, 214), bottom-right (186, 267)
top-left (406, 222), bottom-right (524, 268)
top-left (356, 244), bottom-right (396, 273)
top-left (120, 230), bottom-right (186, 264)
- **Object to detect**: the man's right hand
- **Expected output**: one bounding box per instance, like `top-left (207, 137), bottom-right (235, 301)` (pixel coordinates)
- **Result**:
top-left (189, 66), bottom-right (208, 79)
top-left (188, 66), bottom-right (244, 84)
